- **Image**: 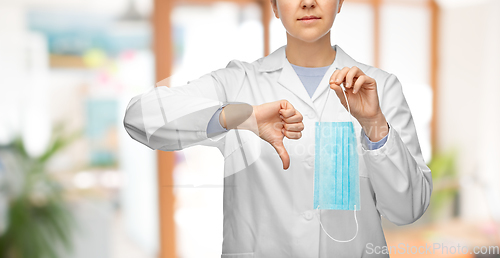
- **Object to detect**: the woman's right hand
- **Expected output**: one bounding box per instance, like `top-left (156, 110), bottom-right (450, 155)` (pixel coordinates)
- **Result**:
top-left (248, 100), bottom-right (304, 170)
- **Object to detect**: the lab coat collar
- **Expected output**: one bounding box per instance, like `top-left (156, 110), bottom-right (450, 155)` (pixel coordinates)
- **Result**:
top-left (259, 44), bottom-right (354, 113)
top-left (258, 44), bottom-right (354, 72)
top-left (258, 45), bottom-right (286, 72)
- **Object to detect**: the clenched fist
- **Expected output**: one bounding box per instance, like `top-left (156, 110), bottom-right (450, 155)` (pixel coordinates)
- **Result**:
top-left (221, 100), bottom-right (304, 170)
top-left (252, 100), bottom-right (304, 170)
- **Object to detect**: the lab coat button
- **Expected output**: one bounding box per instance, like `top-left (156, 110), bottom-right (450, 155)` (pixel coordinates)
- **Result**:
top-left (304, 211), bottom-right (313, 220)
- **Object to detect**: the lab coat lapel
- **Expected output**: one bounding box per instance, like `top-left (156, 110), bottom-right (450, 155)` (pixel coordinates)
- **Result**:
top-left (262, 45), bottom-right (351, 114)
top-left (278, 59), bottom-right (316, 112)
top-left (259, 45), bottom-right (316, 110)
top-left (308, 46), bottom-right (342, 119)
top-left (310, 46), bottom-right (341, 103)
top-left (309, 60), bottom-right (340, 120)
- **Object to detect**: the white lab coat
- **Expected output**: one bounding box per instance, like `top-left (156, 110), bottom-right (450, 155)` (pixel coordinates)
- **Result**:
top-left (123, 45), bottom-right (433, 258)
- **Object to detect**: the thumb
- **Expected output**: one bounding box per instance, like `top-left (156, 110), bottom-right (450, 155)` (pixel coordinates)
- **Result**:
top-left (271, 140), bottom-right (290, 170)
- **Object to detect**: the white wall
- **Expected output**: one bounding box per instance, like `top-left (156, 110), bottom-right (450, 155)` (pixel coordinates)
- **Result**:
top-left (437, 0), bottom-right (500, 221)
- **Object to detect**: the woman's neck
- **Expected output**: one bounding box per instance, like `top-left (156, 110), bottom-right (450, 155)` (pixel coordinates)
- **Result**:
top-left (285, 32), bottom-right (336, 68)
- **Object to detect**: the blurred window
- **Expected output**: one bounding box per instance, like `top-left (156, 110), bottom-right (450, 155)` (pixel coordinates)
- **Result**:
top-left (380, 2), bottom-right (433, 162)
top-left (170, 2), bottom-right (263, 257)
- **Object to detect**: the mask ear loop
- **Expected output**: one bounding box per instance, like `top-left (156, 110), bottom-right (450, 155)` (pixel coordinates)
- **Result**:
top-left (315, 76), bottom-right (359, 243)
top-left (317, 204), bottom-right (359, 242)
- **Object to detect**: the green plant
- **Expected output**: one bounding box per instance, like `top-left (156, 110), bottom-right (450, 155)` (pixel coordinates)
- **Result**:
top-left (427, 149), bottom-right (459, 220)
top-left (0, 122), bottom-right (82, 258)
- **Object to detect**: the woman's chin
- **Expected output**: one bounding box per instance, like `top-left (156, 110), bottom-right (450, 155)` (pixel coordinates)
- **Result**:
top-left (292, 34), bottom-right (329, 44)
top-left (285, 28), bottom-right (330, 43)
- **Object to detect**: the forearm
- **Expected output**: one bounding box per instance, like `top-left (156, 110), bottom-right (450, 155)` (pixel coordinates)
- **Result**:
top-left (359, 112), bottom-right (389, 142)
top-left (219, 103), bottom-right (257, 133)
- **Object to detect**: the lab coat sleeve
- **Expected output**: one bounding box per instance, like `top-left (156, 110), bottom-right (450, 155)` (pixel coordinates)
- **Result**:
top-left (206, 105), bottom-right (229, 138)
top-left (123, 60), bottom-right (247, 151)
top-left (362, 130), bottom-right (388, 150)
top-left (360, 74), bottom-right (433, 226)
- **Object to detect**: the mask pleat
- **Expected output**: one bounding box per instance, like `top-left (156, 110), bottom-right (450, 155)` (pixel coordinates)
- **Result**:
top-left (313, 121), bottom-right (360, 211)
top-left (328, 124), bottom-right (336, 209)
top-left (341, 123), bottom-right (348, 210)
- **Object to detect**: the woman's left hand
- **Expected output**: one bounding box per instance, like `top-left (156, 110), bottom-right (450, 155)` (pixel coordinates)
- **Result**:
top-left (329, 66), bottom-right (389, 141)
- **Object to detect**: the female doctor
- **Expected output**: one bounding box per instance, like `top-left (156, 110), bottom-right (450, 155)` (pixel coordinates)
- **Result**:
top-left (123, 0), bottom-right (433, 257)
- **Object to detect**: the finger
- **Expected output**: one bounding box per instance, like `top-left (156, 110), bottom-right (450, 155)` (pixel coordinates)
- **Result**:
top-left (345, 66), bottom-right (361, 90)
top-left (280, 108), bottom-right (296, 118)
top-left (281, 112), bottom-right (303, 123)
top-left (283, 122), bottom-right (304, 132)
top-left (352, 75), bottom-right (367, 94)
top-left (279, 100), bottom-right (296, 118)
top-left (330, 85), bottom-right (348, 110)
top-left (329, 69), bottom-right (340, 85)
top-left (283, 129), bottom-right (302, 140)
top-left (271, 140), bottom-right (290, 170)
top-left (334, 67), bottom-right (350, 86)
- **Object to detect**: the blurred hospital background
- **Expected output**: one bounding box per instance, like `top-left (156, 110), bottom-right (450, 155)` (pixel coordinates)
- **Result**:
top-left (0, 0), bottom-right (499, 257)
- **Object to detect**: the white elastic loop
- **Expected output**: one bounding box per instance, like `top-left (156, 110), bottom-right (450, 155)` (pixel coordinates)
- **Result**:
top-left (315, 70), bottom-right (358, 243)
top-left (319, 78), bottom-right (354, 125)
top-left (318, 84), bottom-right (330, 125)
top-left (341, 87), bottom-right (351, 118)
top-left (316, 205), bottom-right (359, 243)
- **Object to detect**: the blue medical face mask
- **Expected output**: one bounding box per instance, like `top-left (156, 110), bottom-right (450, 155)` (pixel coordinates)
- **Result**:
top-left (314, 122), bottom-right (360, 210)
top-left (313, 78), bottom-right (360, 243)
